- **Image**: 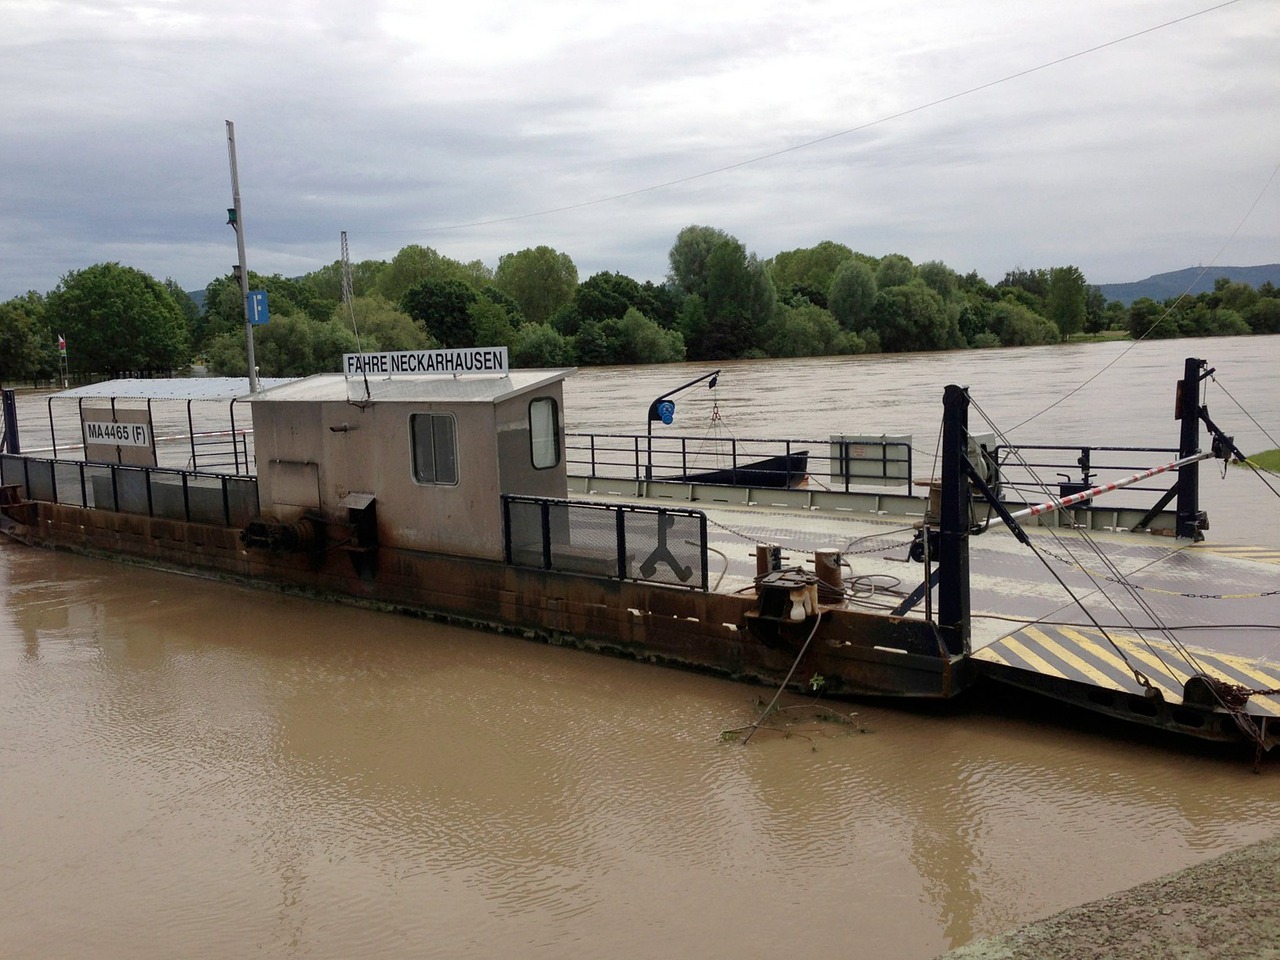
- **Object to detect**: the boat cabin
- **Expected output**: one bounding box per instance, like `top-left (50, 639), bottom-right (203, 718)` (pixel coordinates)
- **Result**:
top-left (249, 366), bottom-right (574, 559)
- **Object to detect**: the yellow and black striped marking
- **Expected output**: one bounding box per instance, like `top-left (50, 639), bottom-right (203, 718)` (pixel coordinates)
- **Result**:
top-left (1187, 543), bottom-right (1280, 566)
top-left (973, 624), bottom-right (1280, 718)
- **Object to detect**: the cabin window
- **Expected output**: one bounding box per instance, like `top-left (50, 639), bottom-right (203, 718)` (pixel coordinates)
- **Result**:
top-left (410, 413), bottom-right (458, 485)
top-left (529, 397), bottom-right (561, 469)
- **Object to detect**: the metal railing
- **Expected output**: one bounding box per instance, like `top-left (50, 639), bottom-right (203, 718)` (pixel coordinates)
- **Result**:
top-left (503, 494), bottom-right (709, 591)
top-left (989, 443), bottom-right (1182, 516)
top-left (564, 432), bottom-right (912, 491)
top-left (0, 453), bottom-right (259, 528)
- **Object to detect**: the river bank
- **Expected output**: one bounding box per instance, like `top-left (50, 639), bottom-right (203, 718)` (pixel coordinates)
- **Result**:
top-left (939, 832), bottom-right (1280, 959)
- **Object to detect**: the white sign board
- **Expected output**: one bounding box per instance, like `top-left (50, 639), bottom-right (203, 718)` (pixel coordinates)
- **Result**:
top-left (83, 421), bottom-right (152, 447)
top-left (343, 347), bottom-right (509, 377)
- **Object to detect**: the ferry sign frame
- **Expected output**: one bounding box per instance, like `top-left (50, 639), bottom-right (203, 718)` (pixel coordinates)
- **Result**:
top-left (343, 347), bottom-right (509, 378)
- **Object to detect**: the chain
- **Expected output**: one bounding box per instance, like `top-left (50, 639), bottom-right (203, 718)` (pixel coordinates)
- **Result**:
top-left (1039, 544), bottom-right (1279, 601)
top-left (701, 512), bottom-right (911, 556)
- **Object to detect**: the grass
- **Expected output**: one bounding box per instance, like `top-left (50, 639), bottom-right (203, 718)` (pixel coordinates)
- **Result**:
top-left (1238, 448), bottom-right (1280, 471)
top-left (1065, 329), bottom-right (1131, 343)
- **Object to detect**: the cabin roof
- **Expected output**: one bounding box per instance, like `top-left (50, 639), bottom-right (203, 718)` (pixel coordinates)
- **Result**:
top-left (249, 369), bottom-right (575, 405)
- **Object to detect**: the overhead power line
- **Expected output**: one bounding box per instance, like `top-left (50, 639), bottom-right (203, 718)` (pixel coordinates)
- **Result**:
top-left (415, 0), bottom-right (1244, 234)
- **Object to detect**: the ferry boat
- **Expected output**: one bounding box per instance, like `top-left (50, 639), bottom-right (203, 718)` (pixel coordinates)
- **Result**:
top-left (2, 351), bottom-right (1277, 757)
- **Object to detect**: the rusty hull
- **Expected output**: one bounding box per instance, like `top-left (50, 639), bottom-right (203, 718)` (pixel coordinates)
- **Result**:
top-left (10, 501), bottom-right (970, 700)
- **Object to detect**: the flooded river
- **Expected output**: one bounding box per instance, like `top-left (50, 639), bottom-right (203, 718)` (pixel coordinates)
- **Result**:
top-left (2, 336), bottom-right (1278, 958)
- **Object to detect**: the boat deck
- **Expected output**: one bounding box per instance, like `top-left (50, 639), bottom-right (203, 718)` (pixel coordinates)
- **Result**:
top-left (604, 493), bottom-right (1280, 722)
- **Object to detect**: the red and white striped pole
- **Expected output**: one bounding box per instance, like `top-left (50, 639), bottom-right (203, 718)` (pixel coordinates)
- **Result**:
top-left (979, 451), bottom-right (1216, 530)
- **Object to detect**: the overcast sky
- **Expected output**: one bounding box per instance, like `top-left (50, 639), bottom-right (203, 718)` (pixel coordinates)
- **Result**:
top-left (3, 0), bottom-right (1277, 301)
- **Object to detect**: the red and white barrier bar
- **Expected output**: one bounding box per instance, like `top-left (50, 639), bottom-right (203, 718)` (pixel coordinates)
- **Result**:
top-left (979, 451), bottom-right (1215, 531)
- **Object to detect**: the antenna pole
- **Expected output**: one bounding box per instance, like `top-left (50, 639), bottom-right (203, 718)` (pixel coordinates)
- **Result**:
top-left (226, 121), bottom-right (259, 394)
top-left (342, 231), bottom-right (371, 400)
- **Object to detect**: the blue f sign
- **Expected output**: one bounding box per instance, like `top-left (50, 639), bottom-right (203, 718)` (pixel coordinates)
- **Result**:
top-left (249, 290), bottom-right (270, 325)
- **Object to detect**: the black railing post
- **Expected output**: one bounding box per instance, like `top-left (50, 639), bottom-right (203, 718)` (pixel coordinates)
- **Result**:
top-left (1, 389), bottom-right (19, 454)
top-left (1175, 356), bottom-right (1205, 540)
top-left (615, 506), bottom-right (627, 581)
top-left (937, 384), bottom-right (971, 657)
top-left (187, 400), bottom-right (198, 471)
top-left (229, 399), bottom-right (242, 475)
top-left (540, 500), bottom-right (552, 569)
top-left (502, 495), bottom-right (513, 564)
top-left (699, 512), bottom-right (709, 591)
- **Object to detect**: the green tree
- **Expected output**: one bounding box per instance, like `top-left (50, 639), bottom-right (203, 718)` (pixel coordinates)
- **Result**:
top-left (1046, 265), bottom-right (1087, 339)
top-left (576, 271), bottom-right (643, 324)
top-left (572, 319), bottom-right (613, 365)
top-left (676, 295), bottom-right (708, 358)
top-left (1245, 298), bottom-right (1280, 334)
top-left (828, 259), bottom-right (878, 331)
top-left (955, 299), bottom-right (993, 346)
top-left (987, 301), bottom-right (1059, 346)
top-left (1176, 303), bottom-right (1250, 338)
top-left (997, 267), bottom-right (1049, 307)
top-left (1211, 279), bottom-right (1260, 315)
top-left (203, 331), bottom-right (248, 376)
top-left (761, 301), bottom-right (863, 357)
top-left (401, 278), bottom-right (479, 347)
top-left (301, 258), bottom-right (388, 304)
top-left (613, 307), bottom-right (685, 364)
top-left (375, 244), bottom-right (491, 302)
top-left (917, 261), bottom-right (958, 301)
top-left (46, 263), bottom-right (189, 375)
top-left (208, 315), bottom-right (358, 377)
top-left (510, 322), bottom-right (573, 367)
top-left (698, 239), bottom-right (775, 359)
top-left (667, 225), bottom-right (733, 300)
top-left (1102, 300), bottom-right (1128, 331)
top-left (469, 298), bottom-right (519, 348)
top-left (635, 281), bottom-right (682, 330)
top-left (0, 292), bottom-right (55, 382)
top-left (867, 280), bottom-right (960, 352)
top-left (337, 296), bottom-right (432, 352)
top-left (198, 271), bottom-right (326, 350)
top-left (493, 246), bottom-right (579, 325)
top-left (875, 253), bottom-right (915, 289)
top-left (1126, 298), bottom-right (1174, 339)
top-left (1083, 286), bottom-right (1108, 334)
top-left (768, 241), bottom-right (854, 307)
top-left (163, 279), bottom-right (201, 333)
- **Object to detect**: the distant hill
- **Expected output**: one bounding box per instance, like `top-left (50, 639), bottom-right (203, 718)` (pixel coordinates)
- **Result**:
top-left (1096, 265), bottom-right (1280, 306)
top-left (186, 288), bottom-right (205, 312)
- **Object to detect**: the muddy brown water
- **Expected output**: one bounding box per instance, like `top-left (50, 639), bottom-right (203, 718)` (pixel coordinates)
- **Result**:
top-left (3, 336), bottom-right (1278, 958)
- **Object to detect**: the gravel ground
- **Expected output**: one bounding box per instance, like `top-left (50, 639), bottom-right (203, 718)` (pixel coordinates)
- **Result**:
top-left (939, 833), bottom-right (1280, 960)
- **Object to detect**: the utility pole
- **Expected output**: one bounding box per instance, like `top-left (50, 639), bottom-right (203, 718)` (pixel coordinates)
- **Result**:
top-left (225, 121), bottom-right (259, 393)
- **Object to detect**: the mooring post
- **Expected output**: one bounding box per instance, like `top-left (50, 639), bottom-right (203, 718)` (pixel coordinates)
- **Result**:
top-left (1175, 357), bottom-right (1205, 540)
top-left (937, 384), bottom-right (970, 657)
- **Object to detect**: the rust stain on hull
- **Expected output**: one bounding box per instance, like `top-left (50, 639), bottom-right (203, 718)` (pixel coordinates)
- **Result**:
top-left (12, 501), bottom-right (965, 701)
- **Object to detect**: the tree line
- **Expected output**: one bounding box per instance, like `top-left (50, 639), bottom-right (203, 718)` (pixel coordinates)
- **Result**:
top-left (2, 226), bottom-right (1278, 383)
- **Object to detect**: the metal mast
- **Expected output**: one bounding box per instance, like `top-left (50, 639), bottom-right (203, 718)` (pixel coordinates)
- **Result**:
top-left (340, 231), bottom-right (354, 311)
top-left (225, 121), bottom-right (259, 394)
top-left (342, 231), bottom-right (371, 400)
